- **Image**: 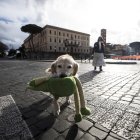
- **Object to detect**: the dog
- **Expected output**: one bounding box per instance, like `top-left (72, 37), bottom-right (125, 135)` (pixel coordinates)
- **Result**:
top-left (46, 54), bottom-right (79, 116)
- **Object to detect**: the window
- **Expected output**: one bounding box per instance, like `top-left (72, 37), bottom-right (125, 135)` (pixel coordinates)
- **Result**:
top-left (59, 32), bottom-right (61, 36)
top-left (50, 30), bottom-right (51, 34)
top-left (54, 38), bottom-right (57, 42)
top-left (50, 46), bottom-right (52, 50)
top-left (71, 35), bottom-right (73, 40)
top-left (59, 39), bottom-right (61, 43)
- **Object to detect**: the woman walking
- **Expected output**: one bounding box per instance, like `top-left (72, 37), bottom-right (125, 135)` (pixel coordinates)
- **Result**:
top-left (92, 36), bottom-right (105, 71)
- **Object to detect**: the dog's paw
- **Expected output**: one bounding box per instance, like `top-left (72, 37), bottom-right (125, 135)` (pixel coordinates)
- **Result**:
top-left (56, 110), bottom-right (60, 116)
top-left (52, 103), bottom-right (60, 116)
top-left (53, 109), bottom-right (60, 116)
top-left (66, 99), bottom-right (71, 104)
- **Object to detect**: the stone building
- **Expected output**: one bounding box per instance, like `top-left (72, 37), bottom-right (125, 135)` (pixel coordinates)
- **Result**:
top-left (23, 25), bottom-right (91, 59)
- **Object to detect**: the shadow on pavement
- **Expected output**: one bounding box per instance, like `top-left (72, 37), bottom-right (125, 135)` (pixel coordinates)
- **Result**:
top-left (65, 124), bottom-right (78, 140)
top-left (19, 96), bottom-right (55, 138)
top-left (79, 70), bottom-right (100, 84)
top-left (60, 101), bottom-right (70, 112)
top-left (20, 94), bottom-right (74, 139)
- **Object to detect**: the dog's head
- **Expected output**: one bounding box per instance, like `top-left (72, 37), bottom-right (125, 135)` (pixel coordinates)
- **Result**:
top-left (47, 54), bottom-right (79, 78)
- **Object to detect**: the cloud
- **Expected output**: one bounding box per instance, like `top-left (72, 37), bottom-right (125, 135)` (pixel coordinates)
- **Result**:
top-left (0, 0), bottom-right (48, 48)
top-left (0, 0), bottom-right (140, 48)
top-left (0, 17), bottom-right (14, 24)
top-left (18, 17), bottom-right (29, 23)
top-left (0, 20), bottom-right (27, 48)
top-left (138, 20), bottom-right (140, 28)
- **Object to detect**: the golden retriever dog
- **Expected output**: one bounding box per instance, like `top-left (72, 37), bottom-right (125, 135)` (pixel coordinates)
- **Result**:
top-left (46, 54), bottom-right (79, 116)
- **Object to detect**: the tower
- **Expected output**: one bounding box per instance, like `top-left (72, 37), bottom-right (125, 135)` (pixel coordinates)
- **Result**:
top-left (101, 29), bottom-right (106, 46)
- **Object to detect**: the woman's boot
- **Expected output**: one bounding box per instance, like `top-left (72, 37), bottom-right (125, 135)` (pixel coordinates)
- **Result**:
top-left (99, 66), bottom-right (102, 71)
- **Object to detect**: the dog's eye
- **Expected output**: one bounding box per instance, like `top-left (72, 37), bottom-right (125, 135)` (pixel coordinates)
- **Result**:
top-left (67, 65), bottom-right (72, 69)
top-left (57, 65), bottom-right (62, 68)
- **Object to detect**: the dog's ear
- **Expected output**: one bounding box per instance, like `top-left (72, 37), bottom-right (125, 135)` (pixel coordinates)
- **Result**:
top-left (45, 61), bottom-right (57, 74)
top-left (73, 62), bottom-right (79, 76)
top-left (50, 61), bottom-right (57, 74)
top-left (45, 68), bottom-right (51, 73)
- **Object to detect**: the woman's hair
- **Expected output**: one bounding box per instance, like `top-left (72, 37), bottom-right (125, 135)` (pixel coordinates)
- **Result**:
top-left (97, 36), bottom-right (104, 42)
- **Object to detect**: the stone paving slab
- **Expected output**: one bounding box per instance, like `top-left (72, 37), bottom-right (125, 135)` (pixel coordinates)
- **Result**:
top-left (0, 95), bottom-right (33, 140)
top-left (89, 126), bottom-right (108, 140)
top-left (112, 112), bottom-right (140, 140)
top-left (86, 95), bottom-right (140, 139)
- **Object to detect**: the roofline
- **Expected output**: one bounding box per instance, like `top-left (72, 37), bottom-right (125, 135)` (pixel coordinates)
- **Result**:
top-left (23, 24), bottom-right (90, 43)
top-left (43, 24), bottom-right (90, 36)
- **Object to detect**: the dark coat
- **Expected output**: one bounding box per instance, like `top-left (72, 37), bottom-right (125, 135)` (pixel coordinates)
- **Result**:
top-left (93, 42), bottom-right (104, 53)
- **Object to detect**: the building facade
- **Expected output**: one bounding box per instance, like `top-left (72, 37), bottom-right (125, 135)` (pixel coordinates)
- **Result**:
top-left (23, 25), bottom-right (91, 59)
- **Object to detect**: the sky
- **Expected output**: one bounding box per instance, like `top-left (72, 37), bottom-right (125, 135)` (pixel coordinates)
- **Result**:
top-left (0, 0), bottom-right (140, 49)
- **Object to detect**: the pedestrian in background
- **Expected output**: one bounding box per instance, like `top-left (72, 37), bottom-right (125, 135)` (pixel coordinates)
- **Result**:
top-left (92, 36), bottom-right (105, 71)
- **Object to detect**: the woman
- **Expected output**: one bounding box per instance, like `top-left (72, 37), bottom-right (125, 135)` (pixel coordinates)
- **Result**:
top-left (92, 36), bottom-right (105, 71)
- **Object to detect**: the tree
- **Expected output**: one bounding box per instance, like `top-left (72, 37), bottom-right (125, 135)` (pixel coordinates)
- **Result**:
top-left (21, 24), bottom-right (43, 59)
top-left (0, 41), bottom-right (8, 57)
top-left (129, 42), bottom-right (140, 55)
top-left (21, 24), bottom-right (43, 34)
top-left (8, 48), bottom-right (16, 56)
top-left (18, 44), bottom-right (26, 59)
top-left (129, 42), bottom-right (140, 48)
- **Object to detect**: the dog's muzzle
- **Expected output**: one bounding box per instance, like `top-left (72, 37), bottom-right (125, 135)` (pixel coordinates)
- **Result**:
top-left (59, 73), bottom-right (67, 78)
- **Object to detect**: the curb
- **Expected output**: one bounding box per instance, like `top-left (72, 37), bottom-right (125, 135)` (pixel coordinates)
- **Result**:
top-left (106, 62), bottom-right (137, 64)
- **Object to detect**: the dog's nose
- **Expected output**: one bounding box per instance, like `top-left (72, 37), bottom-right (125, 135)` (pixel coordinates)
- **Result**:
top-left (60, 74), bottom-right (67, 78)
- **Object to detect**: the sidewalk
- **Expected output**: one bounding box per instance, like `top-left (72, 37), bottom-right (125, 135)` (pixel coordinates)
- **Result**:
top-left (80, 58), bottom-right (138, 64)
top-left (0, 60), bottom-right (140, 140)
top-left (35, 58), bottom-right (138, 65)
top-left (105, 59), bottom-right (137, 64)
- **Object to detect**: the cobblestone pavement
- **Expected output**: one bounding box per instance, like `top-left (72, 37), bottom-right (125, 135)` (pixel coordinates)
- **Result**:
top-left (0, 60), bottom-right (140, 140)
